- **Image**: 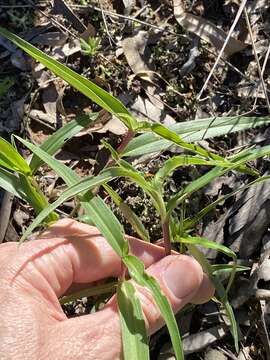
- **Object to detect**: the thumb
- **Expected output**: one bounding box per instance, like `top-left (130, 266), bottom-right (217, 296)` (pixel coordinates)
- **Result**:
top-left (129, 254), bottom-right (204, 334)
top-left (45, 255), bottom-right (209, 360)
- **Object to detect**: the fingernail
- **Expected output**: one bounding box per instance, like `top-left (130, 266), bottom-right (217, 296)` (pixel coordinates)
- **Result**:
top-left (162, 257), bottom-right (201, 299)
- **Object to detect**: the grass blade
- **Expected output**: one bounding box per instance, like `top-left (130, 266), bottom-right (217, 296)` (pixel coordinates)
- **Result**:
top-left (153, 155), bottom-right (235, 190)
top-left (117, 281), bottom-right (150, 360)
top-left (80, 194), bottom-right (128, 257)
top-left (150, 123), bottom-right (223, 161)
top-left (20, 171), bottom-right (116, 242)
top-left (212, 264), bottom-right (250, 276)
top-left (17, 136), bottom-right (130, 257)
top-left (176, 236), bottom-right (236, 260)
top-left (15, 136), bottom-right (79, 186)
top-left (30, 113), bottom-right (98, 172)
top-left (0, 167), bottom-right (26, 199)
top-left (124, 116), bottom-right (270, 157)
top-left (19, 174), bottom-right (58, 223)
top-left (0, 137), bottom-right (31, 174)
top-left (123, 255), bottom-right (184, 360)
top-left (60, 281), bottom-right (117, 304)
top-left (104, 184), bottom-right (150, 242)
top-left (183, 175), bottom-right (270, 230)
top-left (0, 27), bottom-right (130, 119)
top-left (187, 244), bottom-right (239, 353)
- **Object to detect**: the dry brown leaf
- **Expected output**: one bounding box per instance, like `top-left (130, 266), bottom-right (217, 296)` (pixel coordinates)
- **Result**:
top-left (42, 84), bottom-right (59, 123)
top-left (122, 31), bottom-right (175, 125)
top-left (121, 31), bottom-right (153, 79)
top-left (173, 0), bottom-right (247, 56)
top-left (53, 0), bottom-right (86, 32)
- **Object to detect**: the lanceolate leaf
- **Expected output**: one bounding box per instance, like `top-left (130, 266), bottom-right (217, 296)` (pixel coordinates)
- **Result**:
top-left (104, 184), bottom-right (150, 242)
top-left (17, 137), bottom-right (129, 256)
top-left (60, 281), bottom-right (118, 304)
top-left (123, 255), bottom-right (184, 360)
top-left (19, 174), bottom-right (58, 223)
top-left (30, 113), bottom-right (98, 172)
top-left (0, 27), bottom-right (130, 119)
top-left (153, 155), bottom-right (234, 190)
top-left (15, 136), bottom-right (79, 186)
top-left (117, 281), bottom-right (150, 360)
top-left (150, 123), bottom-right (224, 161)
top-left (123, 116), bottom-right (270, 157)
top-left (187, 244), bottom-right (239, 353)
top-left (0, 137), bottom-right (31, 175)
top-left (212, 264), bottom-right (250, 276)
top-left (20, 170), bottom-right (116, 242)
top-left (183, 175), bottom-right (270, 230)
top-left (176, 236), bottom-right (236, 260)
top-left (166, 142), bottom-right (270, 213)
top-left (0, 167), bottom-right (26, 199)
top-left (80, 194), bottom-right (128, 257)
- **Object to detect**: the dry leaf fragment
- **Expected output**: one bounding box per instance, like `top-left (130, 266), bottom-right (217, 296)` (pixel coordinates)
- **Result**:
top-left (122, 31), bottom-right (175, 125)
top-left (173, 0), bottom-right (247, 56)
top-left (53, 0), bottom-right (86, 32)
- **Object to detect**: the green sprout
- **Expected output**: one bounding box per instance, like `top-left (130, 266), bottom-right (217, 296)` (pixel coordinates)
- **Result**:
top-left (80, 36), bottom-right (101, 56)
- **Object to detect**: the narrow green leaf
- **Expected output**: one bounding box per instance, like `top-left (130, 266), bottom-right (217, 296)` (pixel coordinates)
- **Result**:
top-left (80, 194), bottom-right (128, 257)
top-left (123, 255), bottom-right (184, 360)
top-left (15, 136), bottom-right (78, 186)
top-left (20, 170), bottom-right (115, 242)
top-left (147, 124), bottom-right (255, 177)
top-left (167, 167), bottom-right (228, 213)
top-left (19, 174), bottom-right (58, 222)
top-left (0, 27), bottom-right (130, 119)
top-left (183, 175), bottom-right (270, 230)
top-left (230, 143), bottom-right (270, 163)
top-left (0, 167), bottom-right (26, 199)
top-left (212, 264), bottom-right (250, 276)
top-left (187, 244), bottom-right (239, 353)
top-left (30, 113), bottom-right (98, 172)
top-left (60, 281), bottom-right (117, 304)
top-left (117, 281), bottom-right (150, 360)
top-left (150, 123), bottom-right (223, 161)
top-left (17, 136), bottom-right (129, 257)
top-left (124, 116), bottom-right (270, 157)
top-left (176, 236), bottom-right (236, 260)
top-left (167, 142), bottom-right (270, 214)
top-left (0, 137), bottom-right (31, 174)
top-left (104, 184), bottom-right (150, 242)
top-left (153, 155), bottom-right (235, 190)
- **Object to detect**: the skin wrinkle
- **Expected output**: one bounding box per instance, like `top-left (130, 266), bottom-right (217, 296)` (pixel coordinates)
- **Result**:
top-left (7, 239), bottom-right (70, 283)
top-left (14, 262), bottom-right (65, 322)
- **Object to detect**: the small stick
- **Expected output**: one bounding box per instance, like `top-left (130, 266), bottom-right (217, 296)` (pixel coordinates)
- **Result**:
top-left (197, 0), bottom-right (248, 101)
top-left (98, 0), bottom-right (115, 47)
top-left (244, 8), bottom-right (270, 113)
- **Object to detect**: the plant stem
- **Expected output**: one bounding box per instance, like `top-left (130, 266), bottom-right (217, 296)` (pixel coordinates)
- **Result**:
top-left (117, 129), bottom-right (135, 154)
top-left (162, 220), bottom-right (171, 256)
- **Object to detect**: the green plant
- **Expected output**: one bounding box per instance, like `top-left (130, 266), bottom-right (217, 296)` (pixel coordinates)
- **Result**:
top-left (0, 27), bottom-right (270, 359)
top-left (80, 36), bottom-right (101, 56)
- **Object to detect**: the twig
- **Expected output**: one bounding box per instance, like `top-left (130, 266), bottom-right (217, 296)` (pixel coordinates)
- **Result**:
top-left (27, 0), bottom-right (78, 39)
top-left (70, 3), bottom-right (183, 38)
top-left (244, 8), bottom-right (270, 113)
top-left (197, 0), bottom-right (248, 101)
top-left (98, 0), bottom-right (115, 47)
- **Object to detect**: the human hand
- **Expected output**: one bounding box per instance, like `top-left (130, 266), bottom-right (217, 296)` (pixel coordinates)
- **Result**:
top-left (0, 219), bottom-right (214, 360)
